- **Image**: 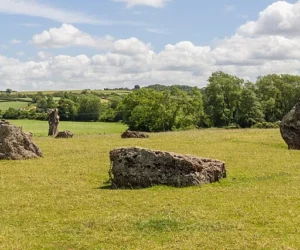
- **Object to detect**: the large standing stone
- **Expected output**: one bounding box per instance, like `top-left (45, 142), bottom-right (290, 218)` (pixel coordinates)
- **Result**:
top-left (48, 108), bottom-right (59, 136)
top-left (0, 120), bottom-right (43, 160)
top-left (109, 147), bottom-right (226, 188)
top-left (280, 103), bottom-right (300, 149)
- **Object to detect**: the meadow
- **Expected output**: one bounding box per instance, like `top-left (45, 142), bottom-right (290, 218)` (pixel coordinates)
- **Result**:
top-left (0, 101), bottom-right (29, 110)
top-left (1, 122), bottom-right (300, 249)
top-left (9, 120), bottom-right (127, 136)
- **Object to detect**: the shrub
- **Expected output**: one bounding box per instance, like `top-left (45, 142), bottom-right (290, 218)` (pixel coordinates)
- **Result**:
top-left (252, 122), bottom-right (279, 129)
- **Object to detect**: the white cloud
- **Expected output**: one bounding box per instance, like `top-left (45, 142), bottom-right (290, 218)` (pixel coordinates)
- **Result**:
top-left (113, 0), bottom-right (170, 8)
top-left (238, 1), bottom-right (300, 37)
top-left (0, 0), bottom-right (109, 25)
top-left (112, 37), bottom-right (151, 55)
top-left (3, 1), bottom-right (300, 91)
top-left (37, 51), bottom-right (52, 60)
top-left (31, 24), bottom-right (115, 49)
top-left (10, 39), bottom-right (22, 44)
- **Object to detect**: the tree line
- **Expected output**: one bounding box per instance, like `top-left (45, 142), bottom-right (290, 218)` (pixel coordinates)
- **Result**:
top-left (1, 71), bottom-right (300, 131)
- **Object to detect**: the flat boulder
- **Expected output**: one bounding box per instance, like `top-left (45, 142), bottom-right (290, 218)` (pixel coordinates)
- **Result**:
top-left (280, 103), bottom-right (300, 149)
top-left (55, 130), bottom-right (73, 138)
top-left (109, 147), bottom-right (226, 188)
top-left (0, 120), bottom-right (42, 160)
top-left (121, 130), bottom-right (149, 138)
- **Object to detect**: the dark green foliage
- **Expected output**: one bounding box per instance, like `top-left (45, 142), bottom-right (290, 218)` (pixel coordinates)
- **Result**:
top-left (100, 97), bottom-right (123, 122)
top-left (204, 71), bottom-right (243, 127)
top-left (237, 88), bottom-right (264, 128)
top-left (2, 107), bottom-right (20, 119)
top-left (6, 89), bottom-right (12, 94)
top-left (146, 84), bottom-right (196, 93)
top-left (252, 122), bottom-right (280, 129)
top-left (3, 72), bottom-right (300, 128)
top-left (58, 98), bottom-right (77, 121)
top-left (255, 74), bottom-right (300, 121)
top-left (76, 95), bottom-right (101, 121)
top-left (120, 87), bottom-right (203, 132)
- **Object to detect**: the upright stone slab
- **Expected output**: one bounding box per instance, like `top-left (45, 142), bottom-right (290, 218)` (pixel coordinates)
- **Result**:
top-left (48, 108), bottom-right (59, 136)
top-left (0, 120), bottom-right (43, 160)
top-left (280, 103), bottom-right (300, 149)
top-left (109, 147), bottom-right (226, 188)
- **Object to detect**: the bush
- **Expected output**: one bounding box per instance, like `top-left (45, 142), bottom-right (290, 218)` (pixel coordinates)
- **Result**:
top-left (252, 122), bottom-right (279, 129)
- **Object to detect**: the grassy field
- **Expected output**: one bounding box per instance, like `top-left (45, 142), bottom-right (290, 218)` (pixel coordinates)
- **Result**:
top-left (1, 125), bottom-right (300, 249)
top-left (0, 101), bottom-right (30, 110)
top-left (14, 89), bottom-right (131, 95)
top-left (7, 120), bottom-right (127, 136)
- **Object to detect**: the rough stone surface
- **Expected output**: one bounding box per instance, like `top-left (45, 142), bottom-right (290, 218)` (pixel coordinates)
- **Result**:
top-left (0, 120), bottom-right (43, 160)
top-left (55, 130), bottom-right (73, 138)
top-left (280, 103), bottom-right (300, 149)
top-left (121, 130), bottom-right (149, 138)
top-left (48, 108), bottom-right (59, 136)
top-left (109, 147), bottom-right (226, 188)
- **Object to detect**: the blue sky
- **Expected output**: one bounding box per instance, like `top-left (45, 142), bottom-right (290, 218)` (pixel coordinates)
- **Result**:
top-left (0, 0), bottom-right (298, 90)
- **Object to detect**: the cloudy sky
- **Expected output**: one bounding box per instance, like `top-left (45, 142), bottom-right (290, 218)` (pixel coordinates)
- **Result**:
top-left (0, 0), bottom-right (298, 91)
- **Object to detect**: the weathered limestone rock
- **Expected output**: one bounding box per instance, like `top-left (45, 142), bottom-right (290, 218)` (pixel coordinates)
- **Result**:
top-left (0, 120), bottom-right (42, 160)
top-left (109, 147), bottom-right (226, 188)
top-left (280, 103), bottom-right (300, 149)
top-left (55, 130), bottom-right (73, 138)
top-left (121, 130), bottom-right (149, 138)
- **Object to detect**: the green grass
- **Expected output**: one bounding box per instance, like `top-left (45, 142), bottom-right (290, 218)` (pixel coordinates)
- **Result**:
top-left (0, 101), bottom-right (30, 110)
top-left (1, 127), bottom-right (300, 249)
top-left (7, 120), bottom-right (127, 136)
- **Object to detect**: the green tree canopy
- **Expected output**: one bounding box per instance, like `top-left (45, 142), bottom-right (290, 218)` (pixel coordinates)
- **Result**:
top-left (119, 87), bottom-right (203, 132)
top-left (77, 95), bottom-right (101, 121)
top-left (204, 71), bottom-right (243, 127)
top-left (237, 87), bottom-right (264, 128)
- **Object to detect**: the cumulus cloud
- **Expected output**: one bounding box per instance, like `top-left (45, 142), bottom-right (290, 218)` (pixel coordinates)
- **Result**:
top-left (112, 37), bottom-right (151, 55)
top-left (31, 24), bottom-right (114, 49)
top-left (238, 1), bottom-right (300, 37)
top-left (3, 1), bottom-right (300, 91)
top-left (112, 0), bottom-right (170, 8)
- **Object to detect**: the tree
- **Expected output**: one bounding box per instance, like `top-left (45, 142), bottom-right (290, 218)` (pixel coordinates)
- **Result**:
top-left (3, 108), bottom-right (20, 119)
top-left (119, 87), bottom-right (203, 132)
top-left (58, 98), bottom-right (77, 121)
top-left (204, 71), bottom-right (243, 127)
top-left (77, 95), bottom-right (101, 121)
top-left (237, 88), bottom-right (264, 128)
top-left (256, 74), bottom-right (300, 121)
top-left (134, 85), bottom-right (140, 90)
top-left (6, 89), bottom-right (12, 94)
top-left (100, 96), bottom-right (123, 122)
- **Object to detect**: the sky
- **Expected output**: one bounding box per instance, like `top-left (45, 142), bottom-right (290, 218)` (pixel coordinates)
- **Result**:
top-left (0, 0), bottom-right (299, 91)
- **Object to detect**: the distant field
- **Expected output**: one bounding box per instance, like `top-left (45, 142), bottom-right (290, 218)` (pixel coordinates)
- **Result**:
top-left (14, 89), bottom-right (131, 95)
top-left (0, 101), bottom-right (30, 110)
top-left (1, 127), bottom-right (300, 249)
top-left (7, 119), bottom-right (127, 136)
